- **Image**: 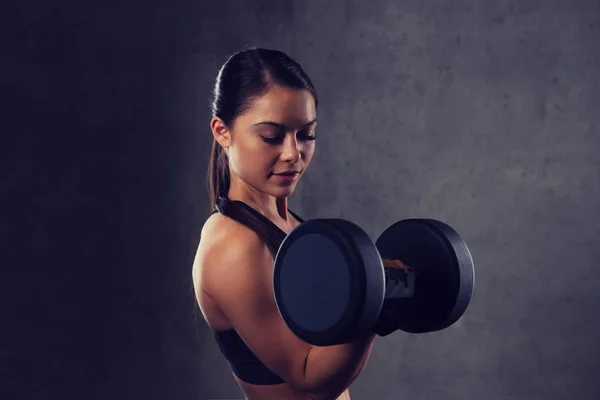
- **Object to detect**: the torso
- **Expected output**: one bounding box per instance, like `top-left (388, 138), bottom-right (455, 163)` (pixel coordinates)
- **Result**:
top-left (195, 212), bottom-right (352, 400)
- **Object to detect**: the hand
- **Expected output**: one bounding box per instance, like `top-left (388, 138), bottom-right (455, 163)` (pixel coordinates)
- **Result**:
top-left (381, 258), bottom-right (410, 273)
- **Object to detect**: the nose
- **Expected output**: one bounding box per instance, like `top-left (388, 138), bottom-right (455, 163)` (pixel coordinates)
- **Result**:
top-left (280, 136), bottom-right (301, 164)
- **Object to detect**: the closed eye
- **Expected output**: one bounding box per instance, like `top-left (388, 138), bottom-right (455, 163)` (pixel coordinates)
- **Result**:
top-left (262, 135), bottom-right (317, 144)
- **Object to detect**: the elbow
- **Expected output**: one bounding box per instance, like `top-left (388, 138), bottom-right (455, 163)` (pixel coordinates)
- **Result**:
top-left (291, 345), bottom-right (358, 399)
top-left (293, 373), bottom-right (347, 400)
top-left (291, 349), bottom-right (318, 394)
top-left (289, 381), bottom-right (327, 400)
top-left (289, 351), bottom-right (329, 397)
top-left (299, 387), bottom-right (347, 400)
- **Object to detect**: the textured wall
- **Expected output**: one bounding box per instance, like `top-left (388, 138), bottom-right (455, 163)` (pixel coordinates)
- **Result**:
top-left (4, 0), bottom-right (599, 399)
top-left (187, 2), bottom-right (600, 399)
top-left (290, 2), bottom-right (600, 399)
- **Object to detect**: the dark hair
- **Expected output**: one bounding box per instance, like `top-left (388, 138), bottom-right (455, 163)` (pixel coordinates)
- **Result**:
top-left (206, 46), bottom-right (318, 256)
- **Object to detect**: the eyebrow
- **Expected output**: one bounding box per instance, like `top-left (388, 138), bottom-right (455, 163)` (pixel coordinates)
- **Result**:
top-left (252, 119), bottom-right (318, 130)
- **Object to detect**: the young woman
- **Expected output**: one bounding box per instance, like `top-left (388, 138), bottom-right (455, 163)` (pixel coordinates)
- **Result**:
top-left (192, 47), bottom-right (376, 400)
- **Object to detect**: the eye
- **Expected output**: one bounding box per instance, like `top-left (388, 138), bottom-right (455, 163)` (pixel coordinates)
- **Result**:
top-left (262, 137), bottom-right (282, 144)
top-left (261, 132), bottom-right (317, 144)
top-left (299, 133), bottom-right (317, 141)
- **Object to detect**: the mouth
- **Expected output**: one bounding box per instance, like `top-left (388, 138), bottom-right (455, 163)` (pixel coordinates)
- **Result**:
top-left (273, 170), bottom-right (301, 176)
top-left (272, 171), bottom-right (301, 183)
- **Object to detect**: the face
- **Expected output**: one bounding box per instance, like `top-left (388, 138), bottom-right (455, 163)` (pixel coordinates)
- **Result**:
top-left (211, 84), bottom-right (317, 199)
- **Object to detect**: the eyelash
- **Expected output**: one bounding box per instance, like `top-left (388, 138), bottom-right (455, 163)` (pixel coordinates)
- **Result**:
top-left (262, 135), bottom-right (317, 144)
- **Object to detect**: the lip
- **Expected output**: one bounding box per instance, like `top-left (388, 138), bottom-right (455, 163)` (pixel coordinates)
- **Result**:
top-left (273, 172), bottom-right (300, 183)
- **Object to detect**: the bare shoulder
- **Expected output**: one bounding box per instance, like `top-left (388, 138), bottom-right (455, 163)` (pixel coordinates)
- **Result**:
top-left (192, 212), bottom-right (271, 293)
top-left (192, 212), bottom-right (315, 389)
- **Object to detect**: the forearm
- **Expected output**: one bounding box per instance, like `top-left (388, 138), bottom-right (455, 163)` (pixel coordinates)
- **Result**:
top-left (301, 332), bottom-right (376, 399)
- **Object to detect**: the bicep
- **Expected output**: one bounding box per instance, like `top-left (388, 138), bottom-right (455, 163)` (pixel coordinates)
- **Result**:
top-left (201, 232), bottom-right (314, 390)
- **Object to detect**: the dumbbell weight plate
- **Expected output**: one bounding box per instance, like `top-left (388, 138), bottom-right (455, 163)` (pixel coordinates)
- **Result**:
top-left (273, 219), bottom-right (385, 346)
top-left (375, 219), bottom-right (475, 334)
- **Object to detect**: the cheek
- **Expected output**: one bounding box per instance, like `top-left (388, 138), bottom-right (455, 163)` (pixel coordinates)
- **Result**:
top-left (302, 144), bottom-right (316, 163)
top-left (233, 145), bottom-right (272, 176)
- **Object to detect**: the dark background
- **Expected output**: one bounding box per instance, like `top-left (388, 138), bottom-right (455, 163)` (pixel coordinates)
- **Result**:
top-left (2, 1), bottom-right (599, 399)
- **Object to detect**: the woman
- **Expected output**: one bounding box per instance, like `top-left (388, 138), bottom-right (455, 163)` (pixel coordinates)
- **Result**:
top-left (192, 47), bottom-right (376, 400)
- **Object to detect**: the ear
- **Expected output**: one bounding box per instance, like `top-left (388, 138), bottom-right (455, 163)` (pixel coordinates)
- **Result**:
top-left (210, 117), bottom-right (231, 150)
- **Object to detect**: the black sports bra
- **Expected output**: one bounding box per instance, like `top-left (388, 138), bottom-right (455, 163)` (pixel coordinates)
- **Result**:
top-left (210, 197), bottom-right (305, 385)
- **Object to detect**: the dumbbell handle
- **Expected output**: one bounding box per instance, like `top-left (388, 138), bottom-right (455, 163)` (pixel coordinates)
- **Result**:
top-left (372, 261), bottom-right (416, 337)
top-left (382, 259), bottom-right (416, 300)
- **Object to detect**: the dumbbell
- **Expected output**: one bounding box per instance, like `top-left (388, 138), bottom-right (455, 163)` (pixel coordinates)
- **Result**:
top-left (273, 218), bottom-right (475, 346)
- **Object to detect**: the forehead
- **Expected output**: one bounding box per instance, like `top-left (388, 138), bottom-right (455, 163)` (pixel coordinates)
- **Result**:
top-left (239, 85), bottom-right (316, 128)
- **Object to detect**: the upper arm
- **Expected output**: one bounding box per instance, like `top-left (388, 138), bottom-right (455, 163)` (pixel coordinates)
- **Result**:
top-left (197, 226), bottom-right (314, 391)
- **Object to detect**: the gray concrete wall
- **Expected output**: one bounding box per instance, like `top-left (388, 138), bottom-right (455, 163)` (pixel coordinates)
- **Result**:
top-left (186, 2), bottom-right (600, 399)
top-left (4, 0), bottom-right (598, 399)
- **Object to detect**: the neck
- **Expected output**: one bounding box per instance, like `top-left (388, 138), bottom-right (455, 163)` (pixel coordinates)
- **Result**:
top-left (227, 188), bottom-right (290, 222)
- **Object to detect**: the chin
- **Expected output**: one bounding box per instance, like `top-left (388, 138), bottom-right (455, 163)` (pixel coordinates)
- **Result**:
top-left (272, 185), bottom-right (296, 198)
